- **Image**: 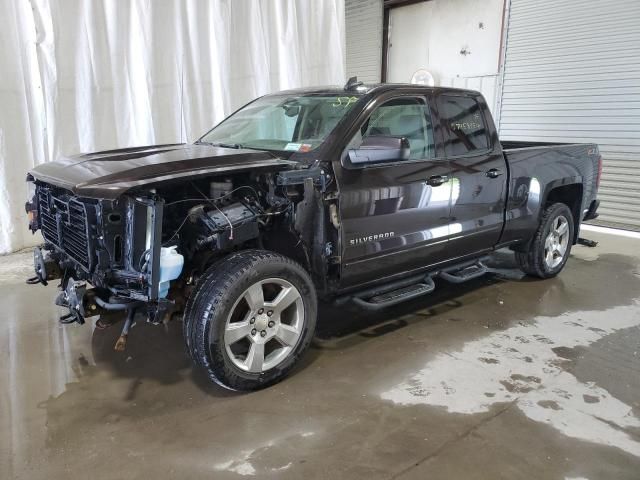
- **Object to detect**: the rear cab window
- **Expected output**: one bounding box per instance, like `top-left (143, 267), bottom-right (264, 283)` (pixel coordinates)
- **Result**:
top-left (437, 94), bottom-right (490, 156)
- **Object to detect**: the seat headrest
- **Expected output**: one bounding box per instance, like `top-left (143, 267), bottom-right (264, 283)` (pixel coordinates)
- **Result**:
top-left (396, 115), bottom-right (424, 135)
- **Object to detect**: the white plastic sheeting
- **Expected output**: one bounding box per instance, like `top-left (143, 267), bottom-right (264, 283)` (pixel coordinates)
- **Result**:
top-left (0, 0), bottom-right (346, 254)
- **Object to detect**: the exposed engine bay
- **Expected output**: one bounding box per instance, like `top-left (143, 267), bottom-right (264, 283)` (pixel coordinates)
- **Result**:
top-left (26, 167), bottom-right (334, 332)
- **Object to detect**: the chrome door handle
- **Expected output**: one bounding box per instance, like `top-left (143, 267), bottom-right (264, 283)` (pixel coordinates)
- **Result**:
top-left (426, 175), bottom-right (449, 187)
top-left (486, 168), bottom-right (503, 179)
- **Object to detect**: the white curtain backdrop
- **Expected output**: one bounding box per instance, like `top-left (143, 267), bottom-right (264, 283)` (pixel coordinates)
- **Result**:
top-left (0, 0), bottom-right (346, 254)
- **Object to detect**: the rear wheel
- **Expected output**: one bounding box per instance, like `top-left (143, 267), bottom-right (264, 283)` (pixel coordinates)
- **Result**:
top-left (515, 202), bottom-right (575, 278)
top-left (183, 250), bottom-right (317, 391)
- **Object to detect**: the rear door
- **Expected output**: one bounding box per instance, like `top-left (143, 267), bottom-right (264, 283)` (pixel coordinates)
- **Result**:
top-left (436, 93), bottom-right (507, 257)
top-left (335, 93), bottom-right (453, 287)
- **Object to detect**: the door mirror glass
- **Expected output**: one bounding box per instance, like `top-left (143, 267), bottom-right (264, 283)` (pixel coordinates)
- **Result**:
top-left (348, 136), bottom-right (411, 164)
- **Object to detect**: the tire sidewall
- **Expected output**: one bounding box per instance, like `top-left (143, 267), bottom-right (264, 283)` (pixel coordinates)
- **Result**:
top-left (203, 254), bottom-right (317, 389)
top-left (536, 204), bottom-right (574, 276)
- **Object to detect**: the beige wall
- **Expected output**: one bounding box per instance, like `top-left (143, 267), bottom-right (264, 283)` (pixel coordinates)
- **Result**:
top-left (386, 0), bottom-right (504, 111)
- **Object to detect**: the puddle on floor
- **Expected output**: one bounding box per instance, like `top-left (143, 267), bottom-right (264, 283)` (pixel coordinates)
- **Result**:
top-left (381, 302), bottom-right (640, 457)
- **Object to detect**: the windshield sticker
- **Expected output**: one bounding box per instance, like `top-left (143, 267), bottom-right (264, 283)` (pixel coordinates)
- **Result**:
top-left (284, 143), bottom-right (302, 151)
top-left (284, 143), bottom-right (312, 152)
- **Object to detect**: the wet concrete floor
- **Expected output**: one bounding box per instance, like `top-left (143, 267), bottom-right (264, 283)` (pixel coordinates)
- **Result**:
top-left (1, 230), bottom-right (639, 479)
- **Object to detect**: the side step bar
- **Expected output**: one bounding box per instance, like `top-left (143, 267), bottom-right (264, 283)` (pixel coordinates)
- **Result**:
top-left (351, 276), bottom-right (435, 311)
top-left (337, 257), bottom-right (491, 311)
top-left (439, 259), bottom-right (488, 284)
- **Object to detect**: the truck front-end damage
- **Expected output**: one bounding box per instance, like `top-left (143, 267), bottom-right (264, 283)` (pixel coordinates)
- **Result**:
top-left (26, 179), bottom-right (171, 326)
top-left (20, 86), bottom-right (372, 388)
top-left (24, 159), bottom-right (333, 351)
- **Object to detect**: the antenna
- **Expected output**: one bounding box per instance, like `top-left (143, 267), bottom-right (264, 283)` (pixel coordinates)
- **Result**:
top-left (344, 76), bottom-right (364, 91)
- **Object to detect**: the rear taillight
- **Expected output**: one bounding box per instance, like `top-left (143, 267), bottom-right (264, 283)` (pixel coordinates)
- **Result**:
top-left (596, 155), bottom-right (603, 188)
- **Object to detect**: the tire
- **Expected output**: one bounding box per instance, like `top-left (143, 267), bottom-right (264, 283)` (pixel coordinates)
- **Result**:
top-left (183, 249), bottom-right (317, 391)
top-left (515, 202), bottom-right (575, 279)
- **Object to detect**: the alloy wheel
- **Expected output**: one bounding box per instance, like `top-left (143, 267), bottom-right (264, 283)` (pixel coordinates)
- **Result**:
top-left (544, 215), bottom-right (569, 269)
top-left (222, 278), bottom-right (304, 373)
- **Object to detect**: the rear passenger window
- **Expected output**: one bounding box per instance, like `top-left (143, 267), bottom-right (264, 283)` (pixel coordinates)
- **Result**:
top-left (438, 95), bottom-right (489, 156)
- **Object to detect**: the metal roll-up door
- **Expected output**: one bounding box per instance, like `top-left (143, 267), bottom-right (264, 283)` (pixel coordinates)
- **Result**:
top-left (498, 0), bottom-right (640, 230)
top-left (345, 0), bottom-right (383, 83)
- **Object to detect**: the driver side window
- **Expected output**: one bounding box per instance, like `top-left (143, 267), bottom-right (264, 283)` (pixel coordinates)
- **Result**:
top-left (355, 97), bottom-right (435, 161)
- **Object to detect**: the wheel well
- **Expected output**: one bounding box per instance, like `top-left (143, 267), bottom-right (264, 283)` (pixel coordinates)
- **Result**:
top-left (262, 228), bottom-right (311, 272)
top-left (545, 183), bottom-right (583, 243)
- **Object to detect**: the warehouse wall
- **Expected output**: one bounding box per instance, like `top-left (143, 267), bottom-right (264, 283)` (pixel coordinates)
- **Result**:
top-left (387, 0), bottom-right (503, 81)
top-left (345, 0), bottom-right (383, 83)
top-left (0, 0), bottom-right (346, 254)
top-left (345, 0), bottom-right (505, 111)
top-left (387, 0), bottom-right (504, 112)
top-left (499, 0), bottom-right (640, 230)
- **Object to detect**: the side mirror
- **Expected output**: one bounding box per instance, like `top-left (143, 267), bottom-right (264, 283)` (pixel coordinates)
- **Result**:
top-left (348, 136), bottom-right (410, 165)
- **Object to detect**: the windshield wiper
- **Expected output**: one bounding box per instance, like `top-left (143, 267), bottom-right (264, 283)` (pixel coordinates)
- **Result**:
top-left (196, 140), bottom-right (243, 149)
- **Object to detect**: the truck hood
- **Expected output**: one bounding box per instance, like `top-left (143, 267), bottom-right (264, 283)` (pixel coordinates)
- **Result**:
top-left (29, 143), bottom-right (297, 199)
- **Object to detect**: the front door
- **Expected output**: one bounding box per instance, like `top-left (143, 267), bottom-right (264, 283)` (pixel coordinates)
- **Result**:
top-left (335, 95), bottom-right (453, 287)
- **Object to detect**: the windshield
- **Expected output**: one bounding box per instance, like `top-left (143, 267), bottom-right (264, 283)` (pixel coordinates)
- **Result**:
top-left (199, 94), bottom-right (362, 153)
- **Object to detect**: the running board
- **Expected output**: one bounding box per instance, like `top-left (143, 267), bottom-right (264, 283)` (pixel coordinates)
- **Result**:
top-left (439, 260), bottom-right (488, 284)
top-left (351, 276), bottom-right (435, 311)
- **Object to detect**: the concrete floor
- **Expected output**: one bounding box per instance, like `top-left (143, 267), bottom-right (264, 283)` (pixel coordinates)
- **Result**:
top-left (1, 230), bottom-right (639, 480)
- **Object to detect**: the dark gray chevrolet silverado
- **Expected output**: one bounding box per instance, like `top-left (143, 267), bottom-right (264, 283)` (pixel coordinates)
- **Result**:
top-left (25, 80), bottom-right (601, 390)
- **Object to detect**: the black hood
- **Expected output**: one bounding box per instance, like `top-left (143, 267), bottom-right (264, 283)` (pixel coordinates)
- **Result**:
top-left (29, 143), bottom-right (297, 199)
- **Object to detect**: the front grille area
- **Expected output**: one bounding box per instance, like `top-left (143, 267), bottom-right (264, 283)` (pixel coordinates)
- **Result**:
top-left (37, 185), bottom-right (95, 270)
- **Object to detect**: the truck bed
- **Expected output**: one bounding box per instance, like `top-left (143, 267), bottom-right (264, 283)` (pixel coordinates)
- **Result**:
top-left (501, 140), bottom-right (577, 150)
top-left (497, 140), bottom-right (600, 246)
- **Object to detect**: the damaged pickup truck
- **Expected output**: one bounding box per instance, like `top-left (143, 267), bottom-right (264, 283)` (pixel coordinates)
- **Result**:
top-left (25, 79), bottom-right (602, 390)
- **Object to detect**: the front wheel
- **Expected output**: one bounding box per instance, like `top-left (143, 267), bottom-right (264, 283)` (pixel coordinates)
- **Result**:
top-left (183, 250), bottom-right (317, 391)
top-left (515, 202), bottom-right (575, 278)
